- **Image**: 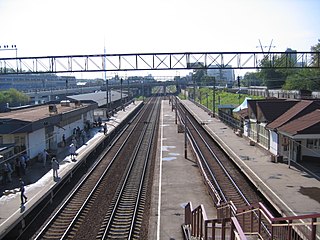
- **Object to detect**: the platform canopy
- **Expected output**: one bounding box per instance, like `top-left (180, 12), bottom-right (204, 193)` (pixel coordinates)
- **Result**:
top-left (233, 97), bottom-right (251, 112)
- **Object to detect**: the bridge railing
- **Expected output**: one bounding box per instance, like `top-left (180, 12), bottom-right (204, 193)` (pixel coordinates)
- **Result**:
top-left (185, 201), bottom-right (320, 240)
top-left (236, 202), bottom-right (320, 240)
top-left (184, 202), bottom-right (248, 240)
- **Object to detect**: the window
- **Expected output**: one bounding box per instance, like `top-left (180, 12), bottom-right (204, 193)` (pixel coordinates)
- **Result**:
top-left (306, 139), bottom-right (320, 149)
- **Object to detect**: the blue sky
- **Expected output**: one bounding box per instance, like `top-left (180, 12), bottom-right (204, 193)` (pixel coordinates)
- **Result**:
top-left (0, 0), bottom-right (319, 78)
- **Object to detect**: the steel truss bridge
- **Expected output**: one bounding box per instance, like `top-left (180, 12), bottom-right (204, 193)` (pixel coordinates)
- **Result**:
top-left (0, 51), bottom-right (319, 75)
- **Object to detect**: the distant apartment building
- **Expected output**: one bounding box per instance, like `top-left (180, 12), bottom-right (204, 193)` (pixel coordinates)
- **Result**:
top-left (285, 48), bottom-right (297, 66)
top-left (0, 74), bottom-right (77, 91)
top-left (207, 65), bottom-right (235, 87)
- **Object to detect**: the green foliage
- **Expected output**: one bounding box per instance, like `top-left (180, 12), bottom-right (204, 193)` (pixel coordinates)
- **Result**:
top-left (311, 39), bottom-right (320, 67)
top-left (195, 88), bottom-right (263, 111)
top-left (282, 40), bottom-right (320, 90)
top-left (0, 89), bottom-right (30, 105)
top-left (242, 72), bottom-right (262, 87)
top-left (283, 68), bottom-right (320, 90)
top-left (258, 55), bottom-right (293, 89)
top-left (254, 40), bottom-right (320, 90)
top-left (192, 66), bottom-right (207, 85)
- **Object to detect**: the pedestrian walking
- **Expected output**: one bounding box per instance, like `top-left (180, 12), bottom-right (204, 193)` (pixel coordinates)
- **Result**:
top-left (69, 143), bottom-right (76, 161)
top-left (51, 157), bottom-right (59, 180)
top-left (19, 178), bottom-right (27, 205)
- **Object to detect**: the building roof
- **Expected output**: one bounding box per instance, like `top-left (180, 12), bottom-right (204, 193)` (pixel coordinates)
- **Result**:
top-left (68, 90), bottom-right (127, 107)
top-left (0, 102), bottom-right (92, 122)
top-left (257, 100), bottom-right (298, 123)
top-left (0, 101), bottom-right (97, 134)
top-left (278, 109), bottom-right (320, 136)
top-left (247, 98), bottom-right (287, 120)
top-left (267, 100), bottom-right (320, 130)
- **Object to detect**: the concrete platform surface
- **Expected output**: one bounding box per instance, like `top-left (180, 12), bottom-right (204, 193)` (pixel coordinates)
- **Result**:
top-left (148, 100), bottom-right (217, 240)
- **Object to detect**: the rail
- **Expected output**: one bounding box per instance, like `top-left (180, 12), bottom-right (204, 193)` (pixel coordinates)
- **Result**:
top-left (101, 97), bottom-right (160, 239)
top-left (33, 100), bottom-right (150, 239)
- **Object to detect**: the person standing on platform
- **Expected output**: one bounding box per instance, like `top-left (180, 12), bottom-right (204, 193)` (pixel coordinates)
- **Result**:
top-left (69, 143), bottom-right (76, 161)
top-left (19, 154), bottom-right (26, 175)
top-left (19, 178), bottom-right (27, 205)
top-left (15, 157), bottom-right (21, 178)
top-left (62, 134), bottom-right (66, 147)
top-left (7, 162), bottom-right (13, 182)
top-left (2, 163), bottom-right (9, 184)
top-left (51, 157), bottom-right (59, 180)
top-left (103, 123), bottom-right (108, 135)
top-left (4, 162), bottom-right (13, 183)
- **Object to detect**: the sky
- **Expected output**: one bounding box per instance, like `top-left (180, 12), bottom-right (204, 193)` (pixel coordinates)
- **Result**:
top-left (0, 0), bottom-right (319, 78)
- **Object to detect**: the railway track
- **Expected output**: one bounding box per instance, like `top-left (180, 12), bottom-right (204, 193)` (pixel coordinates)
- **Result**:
top-left (176, 99), bottom-right (273, 238)
top-left (98, 97), bottom-right (160, 239)
top-left (33, 97), bottom-right (160, 240)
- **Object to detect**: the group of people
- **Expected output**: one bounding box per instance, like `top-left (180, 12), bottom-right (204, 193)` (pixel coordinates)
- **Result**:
top-left (2, 152), bottom-right (30, 185)
top-left (6, 120), bottom-right (110, 206)
top-left (17, 156), bottom-right (60, 205)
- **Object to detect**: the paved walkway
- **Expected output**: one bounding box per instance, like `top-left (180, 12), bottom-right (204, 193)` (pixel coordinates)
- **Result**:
top-left (148, 100), bottom-right (217, 240)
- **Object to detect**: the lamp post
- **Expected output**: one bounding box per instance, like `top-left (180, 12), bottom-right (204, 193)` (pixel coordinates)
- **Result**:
top-left (120, 78), bottom-right (124, 111)
top-left (212, 77), bottom-right (216, 118)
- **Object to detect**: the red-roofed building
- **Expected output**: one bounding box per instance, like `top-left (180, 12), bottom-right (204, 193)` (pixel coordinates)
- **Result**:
top-left (245, 99), bottom-right (320, 164)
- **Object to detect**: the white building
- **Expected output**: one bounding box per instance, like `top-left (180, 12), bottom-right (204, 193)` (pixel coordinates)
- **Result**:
top-left (0, 101), bottom-right (97, 164)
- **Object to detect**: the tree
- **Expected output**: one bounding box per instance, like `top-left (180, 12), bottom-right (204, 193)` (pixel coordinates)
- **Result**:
top-left (242, 72), bottom-right (262, 87)
top-left (0, 89), bottom-right (30, 107)
top-left (311, 39), bottom-right (320, 67)
top-left (258, 54), bottom-right (298, 89)
top-left (283, 69), bottom-right (320, 90)
top-left (192, 63), bottom-right (206, 86)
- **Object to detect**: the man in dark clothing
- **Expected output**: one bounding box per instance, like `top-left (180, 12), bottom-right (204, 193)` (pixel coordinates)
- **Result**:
top-left (103, 123), bottom-right (107, 135)
top-left (19, 178), bottom-right (27, 205)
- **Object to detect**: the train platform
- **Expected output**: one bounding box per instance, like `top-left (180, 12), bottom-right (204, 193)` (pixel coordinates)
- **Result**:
top-left (181, 99), bottom-right (320, 217)
top-left (148, 100), bottom-right (217, 240)
top-left (0, 101), bottom-right (142, 238)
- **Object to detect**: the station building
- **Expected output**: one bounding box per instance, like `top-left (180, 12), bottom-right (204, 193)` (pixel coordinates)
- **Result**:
top-left (237, 99), bottom-right (320, 164)
top-left (0, 100), bottom-right (97, 165)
